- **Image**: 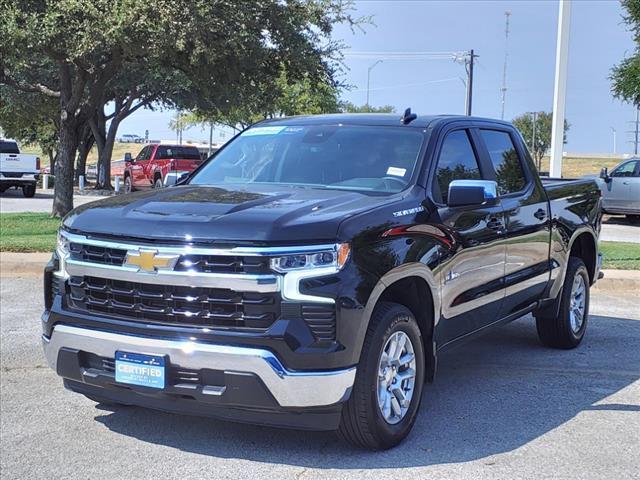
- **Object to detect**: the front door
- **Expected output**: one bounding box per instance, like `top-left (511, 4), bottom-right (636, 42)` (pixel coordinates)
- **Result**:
top-left (429, 127), bottom-right (506, 346)
top-left (132, 145), bottom-right (152, 187)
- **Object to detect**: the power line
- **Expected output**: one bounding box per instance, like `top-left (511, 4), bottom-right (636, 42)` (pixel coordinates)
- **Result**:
top-left (500, 11), bottom-right (511, 120)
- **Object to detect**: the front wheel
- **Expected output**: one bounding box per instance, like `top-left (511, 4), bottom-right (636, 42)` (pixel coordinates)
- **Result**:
top-left (338, 302), bottom-right (425, 450)
top-left (536, 257), bottom-right (590, 349)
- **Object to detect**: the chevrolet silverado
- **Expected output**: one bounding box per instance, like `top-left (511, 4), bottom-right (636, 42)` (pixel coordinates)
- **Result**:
top-left (43, 113), bottom-right (602, 450)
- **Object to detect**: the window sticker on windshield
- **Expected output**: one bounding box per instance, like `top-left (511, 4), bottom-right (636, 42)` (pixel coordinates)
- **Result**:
top-left (241, 126), bottom-right (287, 137)
top-left (387, 167), bottom-right (407, 177)
top-left (283, 126), bottom-right (304, 133)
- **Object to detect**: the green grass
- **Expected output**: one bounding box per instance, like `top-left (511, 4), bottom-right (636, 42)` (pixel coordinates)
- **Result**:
top-left (1, 214), bottom-right (639, 270)
top-left (600, 241), bottom-right (640, 270)
top-left (0, 213), bottom-right (61, 252)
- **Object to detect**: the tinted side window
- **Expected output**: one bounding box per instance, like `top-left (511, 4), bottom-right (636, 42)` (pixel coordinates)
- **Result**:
top-left (480, 129), bottom-right (527, 195)
top-left (156, 146), bottom-right (201, 160)
top-left (136, 146), bottom-right (152, 161)
top-left (433, 130), bottom-right (481, 203)
top-left (611, 161), bottom-right (637, 177)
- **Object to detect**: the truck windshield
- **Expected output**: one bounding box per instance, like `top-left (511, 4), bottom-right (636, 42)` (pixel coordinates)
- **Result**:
top-left (189, 125), bottom-right (425, 193)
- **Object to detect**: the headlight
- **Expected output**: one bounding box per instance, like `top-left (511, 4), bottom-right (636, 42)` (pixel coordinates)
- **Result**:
top-left (270, 243), bottom-right (350, 273)
top-left (56, 230), bottom-right (70, 256)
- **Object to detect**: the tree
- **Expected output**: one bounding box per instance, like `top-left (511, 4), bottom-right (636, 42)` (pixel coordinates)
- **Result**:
top-left (0, 86), bottom-right (59, 167)
top-left (340, 102), bottom-right (396, 113)
top-left (512, 111), bottom-right (569, 170)
top-left (611, 0), bottom-right (640, 107)
top-left (1, 0), bottom-right (358, 217)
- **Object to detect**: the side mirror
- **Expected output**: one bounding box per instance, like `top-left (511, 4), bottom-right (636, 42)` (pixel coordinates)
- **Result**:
top-left (448, 180), bottom-right (500, 208)
top-left (599, 167), bottom-right (611, 182)
top-left (124, 152), bottom-right (132, 162)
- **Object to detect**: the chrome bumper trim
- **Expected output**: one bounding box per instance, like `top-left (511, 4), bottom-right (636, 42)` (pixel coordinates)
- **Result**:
top-left (43, 325), bottom-right (356, 408)
top-left (64, 258), bottom-right (280, 293)
top-left (60, 231), bottom-right (337, 257)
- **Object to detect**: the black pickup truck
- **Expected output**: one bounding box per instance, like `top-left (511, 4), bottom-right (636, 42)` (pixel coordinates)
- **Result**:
top-left (43, 113), bottom-right (602, 450)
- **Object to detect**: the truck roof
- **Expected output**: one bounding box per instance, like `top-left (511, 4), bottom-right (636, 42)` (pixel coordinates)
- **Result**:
top-left (260, 113), bottom-right (514, 129)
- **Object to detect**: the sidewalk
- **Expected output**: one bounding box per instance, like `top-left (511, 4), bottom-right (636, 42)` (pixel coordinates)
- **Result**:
top-left (1, 252), bottom-right (638, 293)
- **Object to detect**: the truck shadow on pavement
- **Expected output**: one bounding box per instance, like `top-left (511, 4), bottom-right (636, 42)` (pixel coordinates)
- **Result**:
top-left (94, 314), bottom-right (640, 468)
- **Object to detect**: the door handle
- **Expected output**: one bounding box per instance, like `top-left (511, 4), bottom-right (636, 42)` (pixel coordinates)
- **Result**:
top-left (534, 208), bottom-right (547, 221)
top-left (487, 217), bottom-right (504, 231)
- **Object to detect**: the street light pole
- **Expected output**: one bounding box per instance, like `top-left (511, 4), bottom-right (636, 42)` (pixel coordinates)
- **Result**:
top-left (366, 60), bottom-right (383, 107)
top-left (610, 127), bottom-right (617, 154)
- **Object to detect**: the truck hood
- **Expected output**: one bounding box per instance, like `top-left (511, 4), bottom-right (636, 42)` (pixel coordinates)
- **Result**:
top-left (63, 185), bottom-right (394, 244)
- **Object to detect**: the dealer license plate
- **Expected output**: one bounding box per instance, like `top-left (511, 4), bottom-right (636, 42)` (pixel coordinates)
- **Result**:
top-left (115, 351), bottom-right (165, 389)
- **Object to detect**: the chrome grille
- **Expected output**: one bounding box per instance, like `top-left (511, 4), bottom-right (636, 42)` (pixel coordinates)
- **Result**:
top-left (70, 243), bottom-right (127, 266)
top-left (67, 276), bottom-right (280, 330)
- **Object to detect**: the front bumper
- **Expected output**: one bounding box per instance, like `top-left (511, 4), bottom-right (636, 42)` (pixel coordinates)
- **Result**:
top-left (43, 324), bottom-right (355, 410)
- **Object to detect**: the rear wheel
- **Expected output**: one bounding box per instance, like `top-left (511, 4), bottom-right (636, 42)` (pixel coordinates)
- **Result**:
top-left (338, 302), bottom-right (425, 450)
top-left (124, 175), bottom-right (133, 194)
top-left (536, 257), bottom-right (590, 349)
top-left (22, 183), bottom-right (36, 197)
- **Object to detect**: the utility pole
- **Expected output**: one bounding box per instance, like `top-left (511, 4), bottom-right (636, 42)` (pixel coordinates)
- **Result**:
top-left (465, 49), bottom-right (477, 116)
top-left (366, 60), bottom-right (383, 107)
top-left (500, 11), bottom-right (511, 120)
top-left (550, 0), bottom-right (571, 178)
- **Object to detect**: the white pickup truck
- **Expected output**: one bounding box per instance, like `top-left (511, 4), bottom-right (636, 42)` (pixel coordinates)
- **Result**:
top-left (0, 139), bottom-right (40, 197)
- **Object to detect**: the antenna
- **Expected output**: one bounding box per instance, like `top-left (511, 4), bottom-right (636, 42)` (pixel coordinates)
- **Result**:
top-left (500, 11), bottom-right (511, 120)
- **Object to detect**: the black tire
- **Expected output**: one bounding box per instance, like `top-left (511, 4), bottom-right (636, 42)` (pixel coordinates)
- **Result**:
top-left (154, 177), bottom-right (163, 189)
top-left (535, 257), bottom-right (590, 349)
top-left (338, 302), bottom-right (425, 450)
top-left (626, 214), bottom-right (640, 224)
top-left (22, 183), bottom-right (36, 198)
top-left (124, 175), bottom-right (133, 194)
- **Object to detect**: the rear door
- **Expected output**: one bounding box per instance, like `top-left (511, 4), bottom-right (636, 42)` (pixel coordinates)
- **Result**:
top-left (430, 126), bottom-right (507, 345)
top-left (477, 127), bottom-right (551, 318)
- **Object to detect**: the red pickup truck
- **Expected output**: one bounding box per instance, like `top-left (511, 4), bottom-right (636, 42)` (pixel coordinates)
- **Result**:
top-left (123, 144), bottom-right (203, 193)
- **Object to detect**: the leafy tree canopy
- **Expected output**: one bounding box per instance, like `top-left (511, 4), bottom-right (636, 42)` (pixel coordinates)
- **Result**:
top-left (611, 0), bottom-right (640, 107)
top-left (0, 0), bottom-right (359, 216)
top-left (340, 102), bottom-right (396, 113)
top-left (512, 111), bottom-right (569, 169)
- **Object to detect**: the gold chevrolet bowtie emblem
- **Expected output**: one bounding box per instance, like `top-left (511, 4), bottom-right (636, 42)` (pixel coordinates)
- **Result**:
top-left (125, 250), bottom-right (179, 273)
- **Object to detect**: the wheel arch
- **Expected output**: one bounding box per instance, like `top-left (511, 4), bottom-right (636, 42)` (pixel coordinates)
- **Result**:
top-left (360, 264), bottom-right (440, 382)
top-left (568, 230), bottom-right (597, 284)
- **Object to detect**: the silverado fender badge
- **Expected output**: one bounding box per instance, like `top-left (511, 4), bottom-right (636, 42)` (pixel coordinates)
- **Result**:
top-left (392, 206), bottom-right (425, 218)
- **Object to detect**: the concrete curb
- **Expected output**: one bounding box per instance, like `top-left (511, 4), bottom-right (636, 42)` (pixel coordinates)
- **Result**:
top-left (1, 253), bottom-right (639, 293)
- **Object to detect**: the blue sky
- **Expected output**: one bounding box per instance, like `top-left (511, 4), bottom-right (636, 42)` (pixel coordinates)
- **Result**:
top-left (119, 0), bottom-right (636, 154)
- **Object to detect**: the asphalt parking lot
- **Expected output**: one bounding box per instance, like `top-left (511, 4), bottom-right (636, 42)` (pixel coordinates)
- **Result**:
top-left (0, 277), bottom-right (638, 480)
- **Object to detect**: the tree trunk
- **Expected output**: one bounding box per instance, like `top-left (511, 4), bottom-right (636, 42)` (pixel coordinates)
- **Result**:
top-left (52, 116), bottom-right (78, 217)
top-left (95, 117), bottom-right (119, 190)
top-left (75, 125), bottom-right (94, 183)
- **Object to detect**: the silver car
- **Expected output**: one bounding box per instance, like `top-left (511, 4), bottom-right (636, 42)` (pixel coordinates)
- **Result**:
top-left (598, 158), bottom-right (640, 221)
